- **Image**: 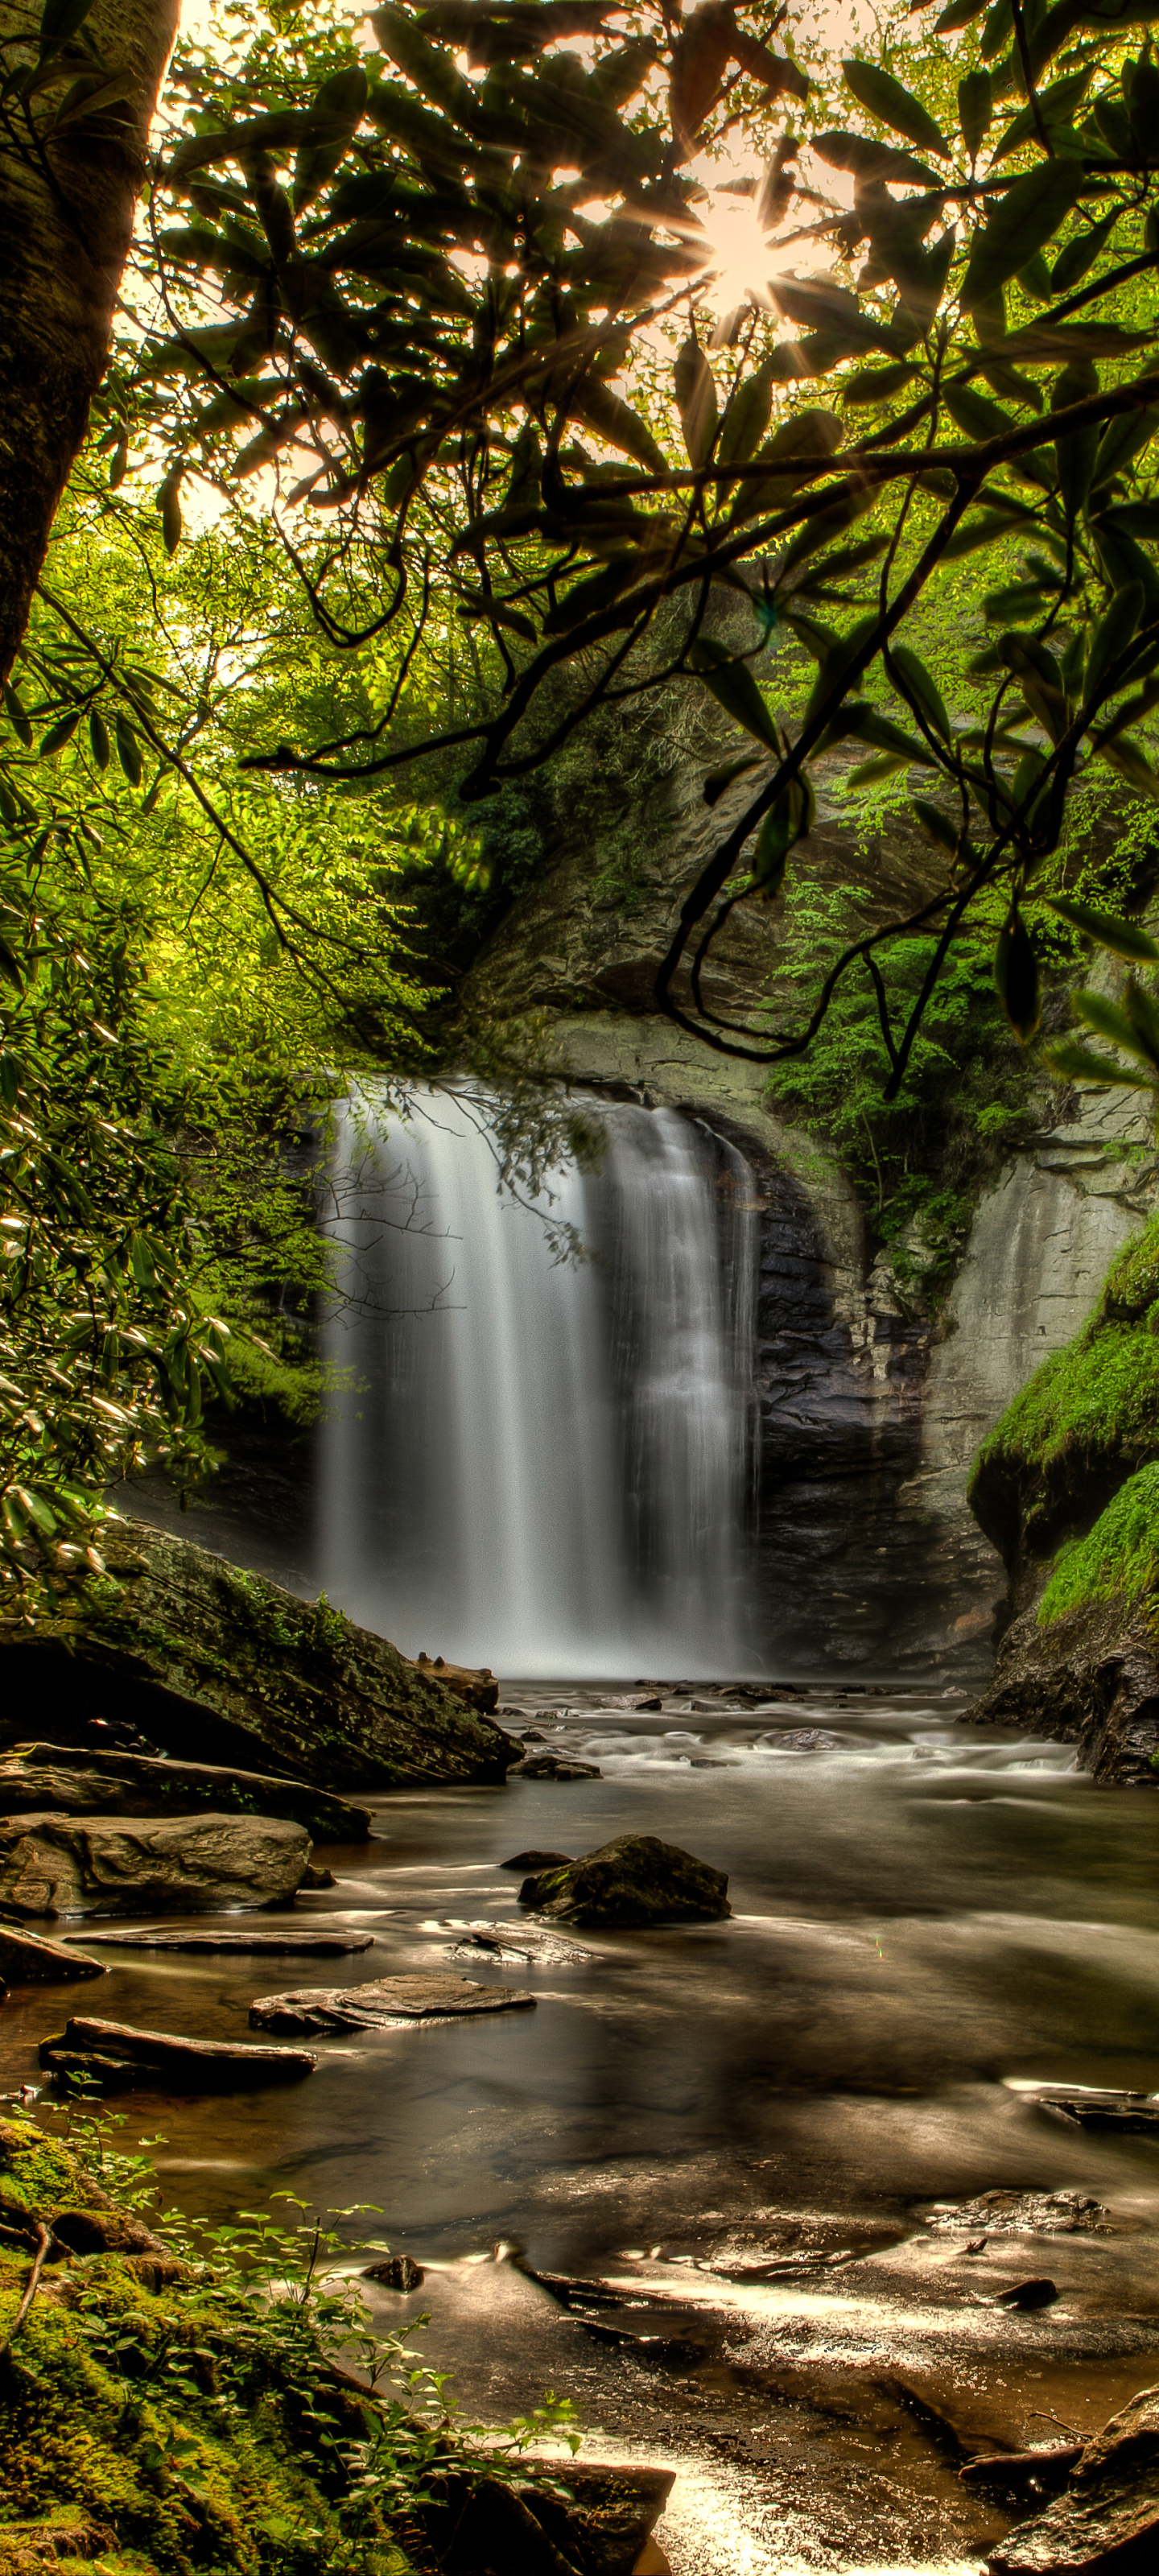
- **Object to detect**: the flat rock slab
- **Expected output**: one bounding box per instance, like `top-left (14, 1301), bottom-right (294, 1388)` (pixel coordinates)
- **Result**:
top-left (0, 1922), bottom-right (105, 1982)
top-left (0, 1746), bottom-right (370, 1843)
top-left (0, 1811), bottom-right (310, 1918)
top-left (1027, 2084), bottom-right (1159, 2135)
top-left (250, 1974), bottom-right (535, 2033)
top-left (519, 1832), bottom-right (729, 1928)
top-left (71, 1926), bottom-right (377, 1956)
top-left (441, 1922), bottom-right (594, 1968)
top-left (987, 2380), bottom-right (1159, 2571)
top-left (509, 1752), bottom-right (602, 1780)
top-left (39, 2013), bottom-right (316, 2089)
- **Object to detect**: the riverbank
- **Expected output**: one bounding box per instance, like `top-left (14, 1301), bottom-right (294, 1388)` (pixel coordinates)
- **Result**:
top-left (6, 1682), bottom-right (1159, 2569)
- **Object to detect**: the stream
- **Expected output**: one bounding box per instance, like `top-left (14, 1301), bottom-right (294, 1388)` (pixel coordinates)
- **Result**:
top-left (10, 1682), bottom-right (1159, 2573)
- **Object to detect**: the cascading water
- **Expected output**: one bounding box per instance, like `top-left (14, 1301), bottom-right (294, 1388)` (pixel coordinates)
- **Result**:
top-left (320, 1084), bottom-right (757, 1676)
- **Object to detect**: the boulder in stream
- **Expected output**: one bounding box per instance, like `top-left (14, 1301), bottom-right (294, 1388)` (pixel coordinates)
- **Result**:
top-left (0, 1811), bottom-right (310, 1918)
top-left (0, 1745), bottom-right (371, 1842)
top-left (986, 2380), bottom-right (1159, 2571)
top-left (518, 1833), bottom-right (729, 1926)
top-left (0, 1922), bottom-right (106, 1981)
top-left (250, 1973), bottom-right (535, 2033)
top-left (509, 1752), bottom-right (602, 1781)
top-left (0, 1516), bottom-right (519, 1793)
top-left (39, 2013), bottom-right (316, 2090)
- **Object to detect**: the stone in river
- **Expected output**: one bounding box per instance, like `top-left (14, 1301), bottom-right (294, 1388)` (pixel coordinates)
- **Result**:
top-left (39, 2013), bottom-right (316, 2089)
top-left (72, 1926), bottom-right (377, 1955)
top-left (500, 1850), bottom-right (575, 1872)
top-left (993, 2277), bottom-right (1059, 2311)
top-left (0, 1812), bottom-right (310, 1918)
top-left (363, 2254), bottom-right (424, 2291)
top-left (509, 1752), bottom-right (601, 1781)
top-left (987, 2380), bottom-right (1159, 2571)
top-left (0, 1746), bottom-right (370, 1843)
top-left (249, 1973), bottom-right (536, 2033)
top-left (1025, 2083), bottom-right (1159, 2134)
top-left (519, 1833), bottom-right (729, 1927)
top-left (0, 1922), bottom-right (106, 1982)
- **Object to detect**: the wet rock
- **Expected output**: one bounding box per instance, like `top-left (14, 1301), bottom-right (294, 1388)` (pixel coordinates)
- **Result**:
top-left (299, 1863), bottom-right (336, 1889)
top-left (72, 1926), bottom-right (376, 1955)
top-left (922, 2188), bottom-right (1111, 2235)
top-left (0, 1922), bottom-right (105, 1982)
top-left (406, 1650), bottom-right (501, 1715)
top-left (765, 1727), bottom-right (845, 1752)
top-left (1025, 2083), bottom-right (1159, 2135)
top-left (967, 1600), bottom-right (1159, 1787)
top-left (443, 1924), bottom-right (593, 1967)
top-left (992, 2277), bottom-right (1059, 2311)
top-left (39, 2013), bottom-right (316, 2089)
top-left (422, 2462), bottom-right (674, 2576)
top-left (0, 1746), bottom-right (371, 1842)
top-left (962, 2446), bottom-right (1082, 2500)
top-left (518, 1833), bottom-right (729, 1927)
top-left (510, 1752), bottom-right (602, 1781)
top-left (0, 1811), bottom-right (310, 1918)
top-left (0, 1516), bottom-right (518, 1793)
top-left (363, 2254), bottom-right (424, 2291)
top-left (501, 1850), bottom-right (574, 1872)
top-left (249, 1973), bottom-right (536, 2033)
top-left (987, 2380), bottom-right (1159, 2571)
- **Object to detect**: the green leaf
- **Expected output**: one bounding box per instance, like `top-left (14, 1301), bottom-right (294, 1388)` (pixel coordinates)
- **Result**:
top-left (750, 778), bottom-right (813, 898)
top-left (1075, 988), bottom-right (1157, 1062)
top-left (687, 637), bottom-right (780, 753)
top-left (912, 797), bottom-right (960, 852)
top-left (1043, 1037), bottom-right (1152, 1088)
top-left (674, 339), bottom-right (718, 469)
top-left (889, 642), bottom-right (953, 742)
top-left (1085, 583), bottom-right (1144, 710)
top-left (719, 361), bottom-right (775, 469)
top-left (811, 130), bottom-right (941, 187)
top-left (942, 382), bottom-right (1017, 442)
top-left (39, 710), bottom-right (80, 758)
top-left (961, 161), bottom-right (1083, 309)
top-left (988, 67), bottom-right (1091, 167)
top-left (1046, 897), bottom-right (1159, 960)
top-left (159, 476), bottom-right (183, 558)
top-left (840, 361), bottom-right (921, 407)
top-left (114, 713), bottom-right (143, 787)
top-left (942, 506), bottom-right (1033, 559)
top-left (2, 683), bottom-right (32, 748)
top-left (89, 710), bottom-right (110, 771)
top-left (37, 0), bottom-right (93, 60)
top-left (1092, 404), bottom-right (1159, 489)
top-left (994, 909), bottom-right (1040, 1041)
top-left (1050, 209), bottom-right (1118, 293)
top-left (570, 377), bottom-right (666, 474)
top-left (842, 58), bottom-right (951, 158)
top-left (704, 753), bottom-right (765, 807)
top-left (1099, 733), bottom-right (1159, 803)
top-left (958, 69), bottom-right (992, 159)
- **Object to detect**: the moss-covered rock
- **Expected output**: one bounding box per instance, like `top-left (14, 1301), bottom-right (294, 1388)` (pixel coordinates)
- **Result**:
top-left (0, 1519), bottom-right (518, 1794)
top-left (969, 1212), bottom-right (1159, 1586)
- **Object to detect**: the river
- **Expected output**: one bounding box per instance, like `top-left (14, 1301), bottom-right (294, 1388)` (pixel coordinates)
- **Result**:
top-left (9, 1682), bottom-right (1159, 2573)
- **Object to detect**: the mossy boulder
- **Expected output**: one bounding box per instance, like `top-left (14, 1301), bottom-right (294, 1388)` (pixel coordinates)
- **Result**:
top-left (519, 1833), bottom-right (730, 1926)
top-left (0, 1517), bottom-right (518, 1794)
top-left (0, 1812), bottom-right (311, 1918)
top-left (969, 1215), bottom-right (1159, 1587)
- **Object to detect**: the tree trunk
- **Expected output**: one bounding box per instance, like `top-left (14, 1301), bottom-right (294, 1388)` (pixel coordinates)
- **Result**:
top-left (0, 0), bottom-right (179, 687)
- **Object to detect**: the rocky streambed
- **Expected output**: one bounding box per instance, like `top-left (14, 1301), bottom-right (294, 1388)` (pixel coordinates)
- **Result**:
top-left (5, 1677), bottom-right (1159, 2570)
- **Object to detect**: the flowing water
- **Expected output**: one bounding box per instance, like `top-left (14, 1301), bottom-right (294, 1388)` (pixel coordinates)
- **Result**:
top-left (319, 1085), bottom-right (757, 1677)
top-left (10, 1690), bottom-right (1159, 2571)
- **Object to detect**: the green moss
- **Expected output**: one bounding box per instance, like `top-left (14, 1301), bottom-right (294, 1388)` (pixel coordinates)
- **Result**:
top-left (1038, 1463), bottom-right (1159, 1624)
top-left (969, 1212), bottom-right (1159, 1558)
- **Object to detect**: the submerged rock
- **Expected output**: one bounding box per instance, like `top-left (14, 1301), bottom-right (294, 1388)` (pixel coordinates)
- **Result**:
top-left (73, 1926), bottom-right (376, 1955)
top-left (0, 1745), bottom-right (371, 1842)
top-left (0, 1517), bottom-right (519, 1794)
top-left (39, 2013), bottom-right (316, 2090)
top-left (362, 2254), bottom-right (424, 2291)
top-left (0, 1922), bottom-right (105, 1982)
top-left (518, 1833), bottom-right (729, 1927)
top-left (987, 2380), bottom-right (1159, 2571)
top-left (0, 1811), bottom-right (310, 1918)
top-left (249, 1973), bottom-right (536, 2033)
top-left (509, 1752), bottom-right (602, 1781)
top-left (501, 1849), bottom-right (575, 1871)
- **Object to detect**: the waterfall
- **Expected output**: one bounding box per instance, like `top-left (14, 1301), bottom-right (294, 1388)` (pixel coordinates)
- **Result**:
top-left (320, 1085), bottom-right (757, 1678)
